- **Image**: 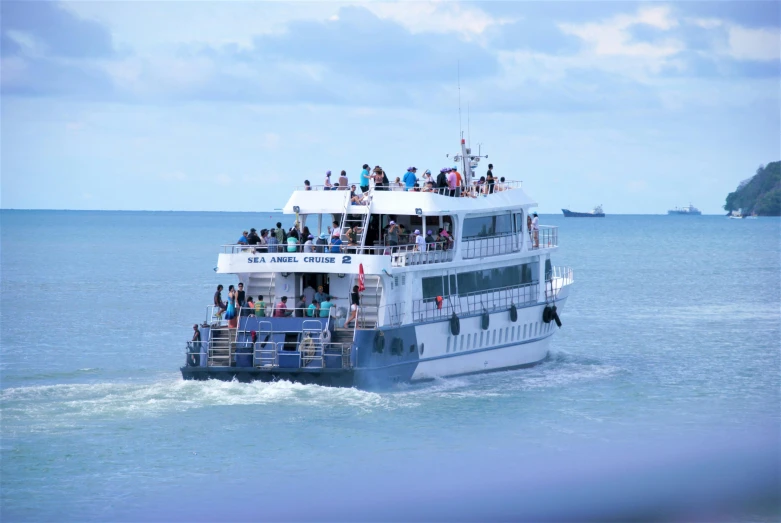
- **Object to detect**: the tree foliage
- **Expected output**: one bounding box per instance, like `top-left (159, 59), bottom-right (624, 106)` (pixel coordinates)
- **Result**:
top-left (724, 161), bottom-right (781, 216)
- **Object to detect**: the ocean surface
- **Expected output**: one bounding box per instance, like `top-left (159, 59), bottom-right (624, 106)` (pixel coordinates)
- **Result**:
top-left (1, 210), bottom-right (779, 521)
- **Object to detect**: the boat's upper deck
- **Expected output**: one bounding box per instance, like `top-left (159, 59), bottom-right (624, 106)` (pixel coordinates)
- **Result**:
top-left (283, 180), bottom-right (536, 216)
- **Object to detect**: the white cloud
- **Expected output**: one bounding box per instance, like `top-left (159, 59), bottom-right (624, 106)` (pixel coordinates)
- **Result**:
top-left (215, 173), bottom-right (232, 186)
top-left (727, 26), bottom-right (780, 62)
top-left (363, 1), bottom-right (514, 40)
top-left (559, 6), bottom-right (682, 60)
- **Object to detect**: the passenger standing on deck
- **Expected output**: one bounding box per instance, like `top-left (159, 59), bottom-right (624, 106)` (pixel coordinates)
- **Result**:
top-left (330, 220), bottom-right (341, 239)
top-left (267, 229), bottom-right (279, 252)
top-left (247, 228), bottom-right (260, 245)
top-left (454, 167), bottom-right (463, 197)
top-left (303, 234), bottom-right (315, 253)
top-left (255, 295), bottom-right (266, 317)
top-left (246, 296), bottom-right (255, 316)
top-left (295, 295), bottom-right (307, 317)
top-left (258, 229), bottom-right (269, 253)
top-left (225, 285), bottom-right (238, 328)
top-left (386, 220), bottom-right (400, 247)
top-left (314, 285), bottom-right (327, 305)
top-left (303, 283), bottom-right (316, 305)
top-left (360, 164), bottom-right (371, 194)
top-left (237, 231), bottom-right (249, 245)
top-left (344, 285), bottom-right (361, 328)
top-left (338, 170), bottom-right (349, 189)
top-left (237, 282), bottom-right (246, 307)
top-left (304, 180), bottom-right (311, 191)
top-left (425, 230), bottom-right (436, 248)
top-left (324, 171), bottom-right (333, 190)
top-left (275, 223), bottom-right (285, 253)
top-left (447, 168), bottom-right (458, 197)
top-left (315, 233), bottom-right (328, 253)
top-left (486, 167), bottom-right (496, 194)
top-left (436, 168), bottom-right (449, 191)
top-left (414, 229), bottom-right (427, 252)
top-left (403, 167), bottom-right (417, 191)
top-left (531, 212), bottom-right (540, 248)
top-left (214, 285), bottom-right (226, 319)
top-left (422, 169), bottom-right (433, 186)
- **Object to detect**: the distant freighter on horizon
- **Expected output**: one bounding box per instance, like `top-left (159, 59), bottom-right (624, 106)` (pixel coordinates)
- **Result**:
top-left (562, 205), bottom-right (604, 218)
top-left (668, 204), bottom-right (702, 216)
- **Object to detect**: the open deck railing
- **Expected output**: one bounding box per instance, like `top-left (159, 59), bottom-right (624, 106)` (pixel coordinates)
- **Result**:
top-left (528, 225), bottom-right (558, 250)
top-left (411, 282), bottom-right (540, 323)
top-left (545, 266), bottom-right (574, 301)
top-left (462, 232), bottom-right (521, 259)
top-left (297, 180), bottom-right (523, 193)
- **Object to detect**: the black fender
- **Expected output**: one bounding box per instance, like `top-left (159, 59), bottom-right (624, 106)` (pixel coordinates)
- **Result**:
top-left (509, 304), bottom-right (518, 322)
top-left (481, 312), bottom-right (490, 330)
top-left (373, 331), bottom-right (385, 353)
top-left (551, 305), bottom-right (562, 327)
top-left (450, 313), bottom-right (460, 336)
top-left (542, 306), bottom-right (552, 324)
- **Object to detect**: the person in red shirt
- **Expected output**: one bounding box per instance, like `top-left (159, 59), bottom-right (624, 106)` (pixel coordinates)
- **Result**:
top-left (273, 296), bottom-right (292, 317)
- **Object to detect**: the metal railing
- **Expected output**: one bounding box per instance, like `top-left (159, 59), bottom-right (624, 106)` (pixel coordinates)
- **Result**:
top-left (252, 340), bottom-right (351, 369)
top-left (528, 225), bottom-right (558, 250)
top-left (411, 282), bottom-right (539, 323)
top-left (545, 266), bottom-right (574, 301)
top-left (461, 232), bottom-right (521, 259)
top-left (296, 180), bottom-right (523, 193)
top-left (390, 242), bottom-right (455, 267)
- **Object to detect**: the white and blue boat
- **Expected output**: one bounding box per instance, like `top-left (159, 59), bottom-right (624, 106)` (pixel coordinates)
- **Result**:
top-left (182, 138), bottom-right (574, 388)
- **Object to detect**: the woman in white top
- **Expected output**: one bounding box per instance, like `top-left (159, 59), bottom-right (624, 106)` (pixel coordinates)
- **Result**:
top-left (414, 230), bottom-right (427, 252)
top-left (392, 177), bottom-right (404, 191)
top-left (324, 170), bottom-right (333, 190)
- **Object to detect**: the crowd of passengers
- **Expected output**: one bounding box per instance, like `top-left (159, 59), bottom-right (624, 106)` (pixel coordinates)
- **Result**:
top-left (236, 220), bottom-right (454, 254)
top-left (209, 283), bottom-right (361, 329)
top-left (302, 164), bottom-right (507, 200)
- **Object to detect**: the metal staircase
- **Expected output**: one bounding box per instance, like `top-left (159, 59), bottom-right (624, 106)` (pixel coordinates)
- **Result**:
top-left (338, 191), bottom-right (373, 252)
top-left (209, 327), bottom-right (236, 366)
top-left (246, 272), bottom-right (275, 311)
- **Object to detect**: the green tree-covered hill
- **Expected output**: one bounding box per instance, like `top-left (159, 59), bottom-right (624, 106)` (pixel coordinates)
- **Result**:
top-left (724, 161), bottom-right (781, 216)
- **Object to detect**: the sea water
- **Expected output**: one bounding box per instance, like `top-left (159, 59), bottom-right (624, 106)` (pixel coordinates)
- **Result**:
top-left (1, 211), bottom-right (779, 521)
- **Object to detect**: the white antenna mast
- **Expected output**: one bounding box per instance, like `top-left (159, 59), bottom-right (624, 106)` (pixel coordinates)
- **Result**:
top-left (458, 61), bottom-right (462, 139)
top-left (468, 102), bottom-right (471, 148)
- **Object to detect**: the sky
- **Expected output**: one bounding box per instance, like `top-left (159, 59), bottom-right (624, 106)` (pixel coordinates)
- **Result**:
top-left (1, 1), bottom-right (779, 214)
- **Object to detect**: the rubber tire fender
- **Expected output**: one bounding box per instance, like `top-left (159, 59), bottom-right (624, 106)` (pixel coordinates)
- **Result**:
top-left (542, 306), bottom-right (552, 324)
top-left (481, 312), bottom-right (490, 330)
top-left (509, 304), bottom-right (518, 323)
top-left (373, 331), bottom-right (385, 353)
top-left (450, 313), bottom-right (461, 336)
top-left (551, 305), bottom-right (562, 327)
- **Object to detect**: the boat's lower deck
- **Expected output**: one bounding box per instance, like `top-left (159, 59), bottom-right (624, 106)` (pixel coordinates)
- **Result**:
top-left (182, 296), bottom-right (567, 389)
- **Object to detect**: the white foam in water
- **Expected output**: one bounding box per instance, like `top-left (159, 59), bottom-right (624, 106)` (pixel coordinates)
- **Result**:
top-left (1, 353), bottom-right (622, 433)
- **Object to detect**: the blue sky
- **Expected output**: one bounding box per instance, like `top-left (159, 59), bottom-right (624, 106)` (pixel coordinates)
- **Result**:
top-left (1, 1), bottom-right (779, 214)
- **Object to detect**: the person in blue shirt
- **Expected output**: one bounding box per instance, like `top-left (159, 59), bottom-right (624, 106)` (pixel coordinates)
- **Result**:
top-left (403, 167), bottom-right (418, 191)
top-left (359, 164), bottom-right (371, 193)
top-left (237, 231), bottom-right (248, 245)
top-left (329, 236), bottom-right (342, 253)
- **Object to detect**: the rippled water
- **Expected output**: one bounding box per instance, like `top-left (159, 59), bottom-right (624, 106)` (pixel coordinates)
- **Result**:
top-left (1, 211), bottom-right (779, 521)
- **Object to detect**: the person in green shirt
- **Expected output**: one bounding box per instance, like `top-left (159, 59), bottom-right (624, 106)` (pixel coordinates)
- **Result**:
top-left (319, 296), bottom-right (335, 318)
top-left (255, 295), bottom-right (266, 317)
top-left (307, 299), bottom-right (319, 318)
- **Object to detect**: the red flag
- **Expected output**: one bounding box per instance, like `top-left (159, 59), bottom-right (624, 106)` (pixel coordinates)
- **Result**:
top-left (358, 263), bottom-right (366, 292)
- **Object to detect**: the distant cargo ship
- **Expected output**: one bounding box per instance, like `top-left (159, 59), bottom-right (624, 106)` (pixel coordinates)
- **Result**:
top-left (668, 204), bottom-right (702, 216)
top-left (562, 205), bottom-right (604, 218)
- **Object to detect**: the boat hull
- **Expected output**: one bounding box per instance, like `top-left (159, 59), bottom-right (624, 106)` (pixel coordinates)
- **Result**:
top-left (667, 210), bottom-right (702, 215)
top-left (181, 297), bottom-right (567, 389)
top-left (562, 209), bottom-right (604, 217)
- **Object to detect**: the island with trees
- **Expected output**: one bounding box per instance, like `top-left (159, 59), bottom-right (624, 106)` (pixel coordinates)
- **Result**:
top-left (724, 161), bottom-right (781, 216)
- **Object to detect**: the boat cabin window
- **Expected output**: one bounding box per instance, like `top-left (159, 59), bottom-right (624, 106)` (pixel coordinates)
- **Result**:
top-left (421, 264), bottom-right (536, 301)
top-left (462, 212), bottom-right (513, 239)
top-left (370, 214), bottom-right (455, 249)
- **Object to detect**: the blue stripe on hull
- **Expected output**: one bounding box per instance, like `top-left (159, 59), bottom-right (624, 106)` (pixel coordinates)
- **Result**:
top-left (352, 326), bottom-right (420, 389)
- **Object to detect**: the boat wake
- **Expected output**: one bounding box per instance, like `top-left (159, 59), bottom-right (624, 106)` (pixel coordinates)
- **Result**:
top-left (1, 352), bottom-right (620, 433)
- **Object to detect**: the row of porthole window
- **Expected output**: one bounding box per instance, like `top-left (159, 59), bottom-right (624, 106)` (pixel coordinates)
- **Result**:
top-left (445, 322), bottom-right (552, 353)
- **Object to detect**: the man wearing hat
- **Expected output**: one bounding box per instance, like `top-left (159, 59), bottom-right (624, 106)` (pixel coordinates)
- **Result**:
top-left (531, 212), bottom-right (540, 248)
top-left (436, 168), bottom-right (449, 190)
top-left (403, 167), bottom-right (417, 191)
top-left (413, 229), bottom-right (427, 252)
